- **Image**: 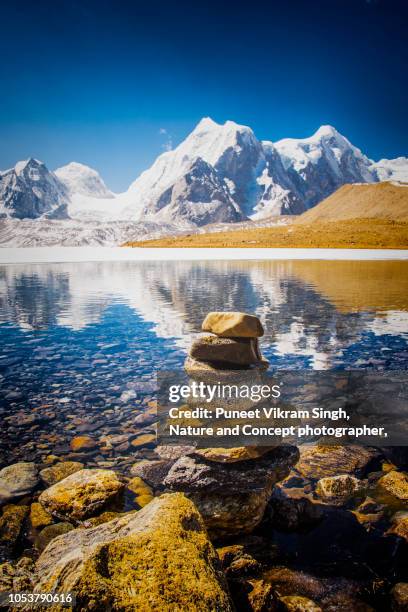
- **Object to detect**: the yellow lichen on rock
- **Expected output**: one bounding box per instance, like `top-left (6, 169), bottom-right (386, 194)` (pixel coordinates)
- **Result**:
top-left (34, 493), bottom-right (233, 611)
top-left (29, 502), bottom-right (53, 529)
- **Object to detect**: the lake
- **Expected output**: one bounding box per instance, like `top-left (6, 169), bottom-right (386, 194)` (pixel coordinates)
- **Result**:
top-left (1, 259), bottom-right (408, 469)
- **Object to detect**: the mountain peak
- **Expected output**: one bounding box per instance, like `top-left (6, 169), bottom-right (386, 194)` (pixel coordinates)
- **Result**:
top-left (313, 124), bottom-right (339, 138)
top-left (194, 117), bottom-right (219, 132)
top-left (55, 161), bottom-right (113, 199)
top-left (14, 158), bottom-right (44, 175)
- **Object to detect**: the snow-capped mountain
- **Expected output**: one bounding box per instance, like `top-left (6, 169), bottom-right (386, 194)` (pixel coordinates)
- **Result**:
top-left (55, 162), bottom-right (114, 198)
top-left (370, 157), bottom-right (408, 183)
top-left (0, 158), bottom-right (69, 220)
top-left (1, 119), bottom-right (407, 238)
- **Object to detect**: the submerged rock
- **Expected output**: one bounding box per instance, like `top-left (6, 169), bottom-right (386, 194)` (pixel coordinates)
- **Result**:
top-left (38, 469), bottom-right (124, 520)
top-left (202, 312), bottom-right (264, 338)
top-left (39, 461), bottom-right (84, 487)
top-left (33, 493), bottom-right (233, 611)
top-left (391, 583), bottom-right (408, 611)
top-left (70, 436), bottom-right (98, 452)
top-left (127, 476), bottom-right (154, 507)
top-left (279, 595), bottom-right (322, 611)
top-left (0, 462), bottom-right (39, 504)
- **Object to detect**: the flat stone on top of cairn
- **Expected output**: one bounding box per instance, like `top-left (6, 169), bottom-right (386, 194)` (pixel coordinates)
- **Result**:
top-left (202, 311), bottom-right (264, 338)
top-left (185, 311), bottom-right (268, 374)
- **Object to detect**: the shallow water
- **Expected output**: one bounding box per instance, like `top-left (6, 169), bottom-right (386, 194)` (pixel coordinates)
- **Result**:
top-left (0, 259), bottom-right (408, 468)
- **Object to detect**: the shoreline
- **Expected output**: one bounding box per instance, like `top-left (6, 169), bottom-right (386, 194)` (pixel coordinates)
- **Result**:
top-left (1, 246), bottom-right (408, 264)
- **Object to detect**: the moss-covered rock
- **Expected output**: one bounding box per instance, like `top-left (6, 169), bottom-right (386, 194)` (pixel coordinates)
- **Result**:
top-left (0, 504), bottom-right (28, 547)
top-left (127, 476), bottom-right (154, 507)
top-left (391, 583), bottom-right (408, 611)
top-left (195, 446), bottom-right (276, 463)
top-left (39, 461), bottom-right (84, 487)
top-left (296, 446), bottom-right (380, 480)
top-left (377, 471), bottom-right (408, 502)
top-left (34, 493), bottom-right (233, 611)
top-left (315, 475), bottom-right (363, 504)
top-left (70, 436), bottom-right (97, 452)
top-left (29, 502), bottom-right (53, 529)
top-left (35, 523), bottom-right (74, 552)
top-left (38, 469), bottom-right (124, 520)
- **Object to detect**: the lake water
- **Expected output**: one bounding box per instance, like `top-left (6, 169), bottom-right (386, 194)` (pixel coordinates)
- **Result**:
top-left (1, 259), bottom-right (408, 469)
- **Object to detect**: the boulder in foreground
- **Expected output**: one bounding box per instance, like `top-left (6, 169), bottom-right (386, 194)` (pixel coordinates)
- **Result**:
top-left (34, 493), bottom-right (233, 611)
top-left (0, 463), bottom-right (39, 504)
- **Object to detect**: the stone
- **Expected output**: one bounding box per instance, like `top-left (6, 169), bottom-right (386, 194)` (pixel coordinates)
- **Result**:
top-left (377, 470), bottom-right (408, 502)
top-left (0, 504), bottom-right (28, 547)
top-left (130, 459), bottom-right (176, 488)
top-left (38, 469), bottom-right (124, 521)
top-left (81, 511), bottom-right (123, 528)
top-left (279, 595), bottom-right (322, 611)
top-left (33, 493), bottom-right (233, 611)
top-left (296, 446), bottom-right (380, 480)
top-left (127, 476), bottom-right (154, 507)
top-left (0, 462), bottom-right (39, 504)
top-left (194, 446), bottom-right (276, 463)
top-left (391, 583), bottom-right (408, 611)
top-left (267, 483), bottom-right (323, 531)
top-left (190, 335), bottom-right (262, 365)
top-left (202, 312), bottom-right (264, 338)
top-left (35, 523), bottom-right (74, 552)
top-left (0, 557), bottom-right (35, 593)
top-left (184, 356), bottom-right (269, 377)
top-left (130, 433), bottom-right (156, 448)
top-left (29, 502), bottom-right (53, 529)
top-left (315, 475), bottom-right (363, 504)
top-left (164, 446), bottom-right (299, 537)
top-left (245, 580), bottom-right (278, 612)
top-left (70, 436), bottom-right (97, 452)
top-left (387, 512), bottom-right (408, 543)
top-left (39, 461), bottom-right (84, 487)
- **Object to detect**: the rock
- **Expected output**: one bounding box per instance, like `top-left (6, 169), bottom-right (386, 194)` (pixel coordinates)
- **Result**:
top-left (391, 583), bottom-right (408, 611)
top-left (33, 493), bottom-right (233, 611)
top-left (155, 445), bottom-right (196, 460)
top-left (127, 476), bottom-right (154, 507)
top-left (0, 504), bottom-right (28, 548)
top-left (29, 502), bottom-right (53, 529)
top-left (202, 312), bottom-right (264, 338)
top-left (35, 522), bottom-right (74, 552)
top-left (321, 592), bottom-right (374, 611)
top-left (38, 469), bottom-right (124, 520)
top-left (194, 446), bottom-right (276, 463)
top-left (0, 557), bottom-right (35, 592)
top-left (39, 461), bottom-right (84, 487)
top-left (315, 475), bottom-right (363, 504)
top-left (184, 356), bottom-right (269, 377)
top-left (70, 436), bottom-right (97, 452)
top-left (82, 511), bottom-right (124, 528)
top-left (190, 335), bottom-right (262, 365)
top-left (130, 433), bottom-right (156, 448)
top-left (164, 446), bottom-right (299, 537)
top-left (0, 462), bottom-right (39, 504)
top-left (247, 579), bottom-right (278, 612)
top-left (387, 512), bottom-right (408, 543)
top-left (377, 471), bottom-right (408, 502)
top-left (279, 595), bottom-right (322, 611)
top-left (296, 446), bottom-right (380, 480)
top-left (130, 459), bottom-right (176, 488)
top-left (267, 484), bottom-right (323, 531)
top-left (217, 545), bottom-right (260, 579)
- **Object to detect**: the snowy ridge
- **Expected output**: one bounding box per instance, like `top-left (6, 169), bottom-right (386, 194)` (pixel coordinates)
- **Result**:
top-left (1, 118), bottom-right (407, 245)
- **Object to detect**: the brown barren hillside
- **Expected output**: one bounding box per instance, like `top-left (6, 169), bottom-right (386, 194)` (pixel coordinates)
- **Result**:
top-left (296, 181), bottom-right (408, 224)
top-left (124, 181), bottom-right (408, 249)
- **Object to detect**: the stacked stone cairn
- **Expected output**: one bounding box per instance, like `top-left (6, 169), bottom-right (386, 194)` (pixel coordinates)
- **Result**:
top-left (150, 312), bottom-right (299, 538)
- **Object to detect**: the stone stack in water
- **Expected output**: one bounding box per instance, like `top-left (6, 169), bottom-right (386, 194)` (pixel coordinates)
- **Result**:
top-left (185, 311), bottom-right (269, 374)
top-left (142, 312), bottom-right (299, 538)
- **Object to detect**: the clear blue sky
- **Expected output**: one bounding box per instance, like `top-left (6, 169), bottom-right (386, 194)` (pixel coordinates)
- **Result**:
top-left (0, 0), bottom-right (407, 191)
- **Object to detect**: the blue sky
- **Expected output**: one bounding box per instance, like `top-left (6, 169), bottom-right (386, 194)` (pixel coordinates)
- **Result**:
top-left (0, 0), bottom-right (407, 191)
